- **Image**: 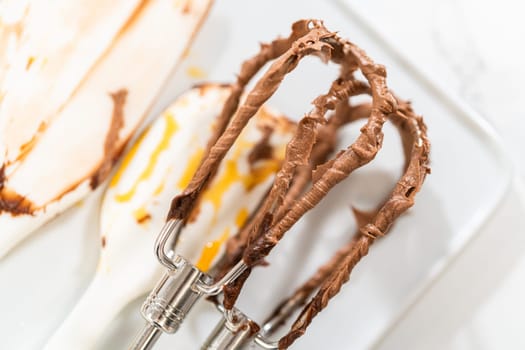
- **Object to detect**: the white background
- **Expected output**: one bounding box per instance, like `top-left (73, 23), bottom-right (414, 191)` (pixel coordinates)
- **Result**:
top-left (0, 1), bottom-right (523, 349)
top-left (346, 0), bottom-right (525, 349)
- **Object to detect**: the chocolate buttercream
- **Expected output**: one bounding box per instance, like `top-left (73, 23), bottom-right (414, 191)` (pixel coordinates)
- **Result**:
top-left (274, 101), bottom-right (430, 349)
top-left (0, 164), bottom-right (37, 215)
top-left (0, 189), bottom-right (35, 216)
top-left (167, 19), bottom-right (430, 348)
top-left (0, 165), bottom-right (5, 191)
top-left (90, 89), bottom-right (127, 188)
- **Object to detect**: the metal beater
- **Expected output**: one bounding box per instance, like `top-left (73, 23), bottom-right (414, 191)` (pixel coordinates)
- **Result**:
top-left (129, 219), bottom-right (280, 350)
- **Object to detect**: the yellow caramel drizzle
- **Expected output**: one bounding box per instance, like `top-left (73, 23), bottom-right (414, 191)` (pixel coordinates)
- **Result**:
top-left (114, 113), bottom-right (179, 202)
top-left (243, 160), bottom-right (280, 191)
top-left (177, 147), bottom-right (205, 189)
top-left (194, 207), bottom-right (250, 272)
top-left (133, 206), bottom-right (150, 224)
top-left (200, 137), bottom-right (279, 212)
top-left (153, 181), bottom-right (165, 196)
top-left (192, 134), bottom-right (280, 271)
top-left (192, 144), bottom-right (279, 270)
top-left (202, 157), bottom-right (280, 211)
top-left (195, 228), bottom-right (230, 272)
top-left (109, 125), bottom-right (151, 188)
top-left (235, 207), bottom-right (249, 228)
top-left (186, 65), bottom-right (206, 79)
top-left (202, 158), bottom-right (242, 212)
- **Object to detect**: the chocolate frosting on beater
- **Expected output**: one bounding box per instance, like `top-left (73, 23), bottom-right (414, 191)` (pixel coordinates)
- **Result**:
top-left (167, 19), bottom-right (430, 349)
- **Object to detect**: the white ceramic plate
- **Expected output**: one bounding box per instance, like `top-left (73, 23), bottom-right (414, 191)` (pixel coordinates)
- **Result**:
top-left (0, 1), bottom-right (513, 349)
